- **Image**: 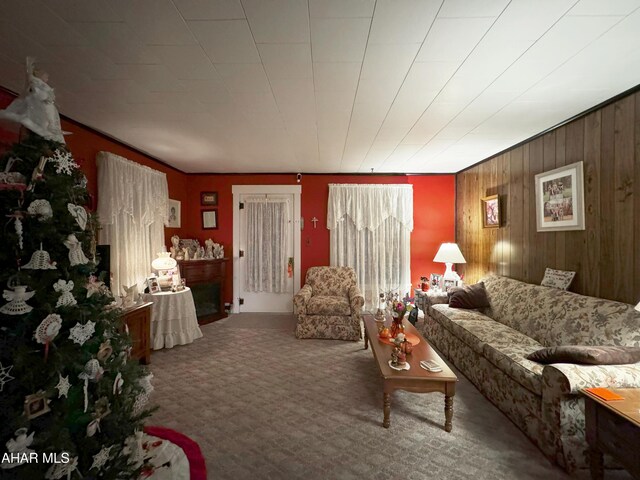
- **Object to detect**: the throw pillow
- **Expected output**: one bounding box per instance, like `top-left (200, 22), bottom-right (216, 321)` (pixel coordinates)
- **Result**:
top-left (527, 346), bottom-right (640, 365)
top-left (448, 282), bottom-right (490, 309)
top-left (541, 268), bottom-right (576, 290)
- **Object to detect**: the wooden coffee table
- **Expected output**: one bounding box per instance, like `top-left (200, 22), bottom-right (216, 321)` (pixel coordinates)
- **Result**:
top-left (363, 314), bottom-right (457, 431)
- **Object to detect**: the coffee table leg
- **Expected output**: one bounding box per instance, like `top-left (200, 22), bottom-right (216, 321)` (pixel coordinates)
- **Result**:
top-left (364, 331), bottom-right (369, 350)
top-left (383, 393), bottom-right (391, 428)
top-left (444, 395), bottom-right (454, 432)
top-left (588, 447), bottom-right (604, 480)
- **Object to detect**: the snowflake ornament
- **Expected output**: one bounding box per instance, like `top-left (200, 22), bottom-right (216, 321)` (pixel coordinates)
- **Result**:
top-left (45, 456), bottom-right (78, 480)
top-left (48, 149), bottom-right (78, 175)
top-left (0, 362), bottom-right (14, 392)
top-left (69, 320), bottom-right (95, 346)
top-left (90, 445), bottom-right (113, 471)
top-left (55, 374), bottom-right (71, 399)
top-left (53, 279), bottom-right (77, 308)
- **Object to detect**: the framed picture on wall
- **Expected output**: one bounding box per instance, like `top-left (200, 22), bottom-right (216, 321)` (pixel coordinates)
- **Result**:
top-left (481, 194), bottom-right (500, 228)
top-left (201, 191), bottom-right (218, 206)
top-left (201, 210), bottom-right (218, 230)
top-left (167, 199), bottom-right (181, 228)
top-left (535, 161), bottom-right (585, 232)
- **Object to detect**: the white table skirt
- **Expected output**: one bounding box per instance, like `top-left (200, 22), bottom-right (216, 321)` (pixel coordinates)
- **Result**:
top-left (143, 288), bottom-right (203, 350)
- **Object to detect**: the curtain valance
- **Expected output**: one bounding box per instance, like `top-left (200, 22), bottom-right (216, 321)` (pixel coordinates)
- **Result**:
top-left (327, 184), bottom-right (413, 232)
top-left (96, 151), bottom-right (168, 228)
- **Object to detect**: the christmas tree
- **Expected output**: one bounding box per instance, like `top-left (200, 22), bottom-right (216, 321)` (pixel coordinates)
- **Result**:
top-left (0, 59), bottom-right (152, 479)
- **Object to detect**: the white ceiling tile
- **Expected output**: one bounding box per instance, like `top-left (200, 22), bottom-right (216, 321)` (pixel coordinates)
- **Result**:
top-left (403, 101), bottom-right (465, 143)
top-left (0, 24), bottom-right (63, 66)
top-left (189, 20), bottom-right (260, 63)
top-left (314, 62), bottom-right (361, 92)
top-left (438, 0), bottom-right (510, 18)
top-left (259, 43), bottom-right (313, 79)
top-left (310, 0), bottom-right (375, 18)
top-left (182, 79), bottom-right (232, 103)
top-left (311, 18), bottom-right (371, 62)
top-left (568, 0), bottom-right (640, 16)
top-left (122, 64), bottom-right (185, 92)
top-left (416, 17), bottom-right (494, 62)
top-left (215, 63), bottom-right (271, 92)
top-left (173, 0), bottom-right (245, 20)
top-left (368, 0), bottom-right (440, 44)
top-left (109, 0), bottom-right (197, 46)
top-left (71, 22), bottom-right (161, 64)
top-left (44, 0), bottom-right (124, 22)
top-left (243, 0), bottom-right (310, 43)
top-left (148, 45), bottom-right (219, 80)
top-left (4, 0), bottom-right (88, 46)
top-left (271, 77), bottom-right (315, 106)
top-left (360, 43), bottom-right (421, 80)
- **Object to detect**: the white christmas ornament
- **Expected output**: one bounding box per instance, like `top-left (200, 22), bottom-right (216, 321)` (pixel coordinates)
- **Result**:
top-left (1, 285), bottom-right (35, 315)
top-left (22, 243), bottom-right (57, 270)
top-left (123, 431), bottom-right (145, 468)
top-left (0, 428), bottom-right (35, 470)
top-left (86, 275), bottom-right (108, 299)
top-left (132, 392), bottom-right (149, 416)
top-left (0, 362), bottom-right (15, 392)
top-left (69, 320), bottom-right (95, 346)
top-left (48, 149), bottom-right (78, 175)
top-left (55, 374), bottom-right (71, 399)
top-left (15, 217), bottom-right (23, 250)
top-left (79, 359), bottom-right (104, 412)
top-left (90, 445), bottom-right (113, 471)
top-left (53, 279), bottom-right (77, 308)
top-left (67, 203), bottom-right (87, 230)
top-left (45, 456), bottom-right (78, 480)
top-left (27, 199), bottom-right (53, 221)
top-left (64, 234), bottom-right (89, 266)
top-left (34, 314), bottom-right (62, 345)
top-left (138, 373), bottom-right (154, 395)
top-left (113, 372), bottom-right (124, 395)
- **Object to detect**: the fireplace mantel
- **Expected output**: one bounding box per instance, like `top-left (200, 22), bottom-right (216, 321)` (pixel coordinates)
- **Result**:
top-left (177, 258), bottom-right (229, 324)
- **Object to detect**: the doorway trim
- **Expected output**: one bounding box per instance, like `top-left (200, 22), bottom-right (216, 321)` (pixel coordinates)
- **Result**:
top-left (232, 185), bottom-right (302, 313)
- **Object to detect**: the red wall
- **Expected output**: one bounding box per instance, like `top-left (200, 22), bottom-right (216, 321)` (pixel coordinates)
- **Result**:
top-left (0, 89), bottom-right (188, 246)
top-left (181, 174), bottom-right (455, 304)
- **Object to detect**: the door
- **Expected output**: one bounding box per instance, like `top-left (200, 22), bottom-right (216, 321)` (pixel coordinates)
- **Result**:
top-left (233, 185), bottom-right (301, 313)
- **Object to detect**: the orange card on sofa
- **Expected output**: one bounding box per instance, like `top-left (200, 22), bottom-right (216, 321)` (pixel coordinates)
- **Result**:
top-left (584, 387), bottom-right (624, 401)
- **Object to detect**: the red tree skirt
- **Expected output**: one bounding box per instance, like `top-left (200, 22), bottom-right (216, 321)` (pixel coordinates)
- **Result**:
top-left (144, 426), bottom-right (207, 480)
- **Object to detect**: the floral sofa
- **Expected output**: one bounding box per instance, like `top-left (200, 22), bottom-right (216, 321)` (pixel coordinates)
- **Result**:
top-left (423, 275), bottom-right (640, 472)
top-left (294, 266), bottom-right (364, 341)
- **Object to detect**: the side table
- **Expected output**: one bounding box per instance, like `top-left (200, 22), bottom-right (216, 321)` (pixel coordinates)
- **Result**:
top-left (121, 302), bottom-right (153, 364)
top-left (143, 288), bottom-right (204, 350)
top-left (582, 388), bottom-right (640, 479)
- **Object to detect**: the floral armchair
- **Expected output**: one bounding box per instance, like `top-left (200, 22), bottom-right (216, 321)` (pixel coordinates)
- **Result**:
top-left (294, 266), bottom-right (364, 341)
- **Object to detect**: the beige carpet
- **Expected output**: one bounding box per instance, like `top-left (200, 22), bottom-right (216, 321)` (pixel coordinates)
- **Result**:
top-left (148, 314), bottom-right (629, 480)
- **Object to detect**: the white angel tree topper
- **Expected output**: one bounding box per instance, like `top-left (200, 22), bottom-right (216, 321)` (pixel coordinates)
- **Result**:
top-left (0, 57), bottom-right (154, 478)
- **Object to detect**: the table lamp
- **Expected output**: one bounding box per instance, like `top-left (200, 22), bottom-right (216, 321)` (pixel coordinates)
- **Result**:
top-left (433, 243), bottom-right (466, 282)
top-left (151, 252), bottom-right (177, 291)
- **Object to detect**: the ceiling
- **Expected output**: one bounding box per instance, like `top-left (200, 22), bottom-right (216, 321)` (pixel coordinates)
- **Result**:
top-left (1, 0), bottom-right (639, 174)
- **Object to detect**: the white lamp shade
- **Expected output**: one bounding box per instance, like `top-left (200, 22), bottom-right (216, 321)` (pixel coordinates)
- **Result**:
top-left (151, 252), bottom-right (177, 271)
top-left (433, 243), bottom-right (466, 264)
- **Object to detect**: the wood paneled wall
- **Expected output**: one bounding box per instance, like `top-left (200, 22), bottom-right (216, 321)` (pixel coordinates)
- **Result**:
top-left (456, 90), bottom-right (640, 305)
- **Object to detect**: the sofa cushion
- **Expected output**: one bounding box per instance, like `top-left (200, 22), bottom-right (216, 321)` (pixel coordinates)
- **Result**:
top-left (448, 282), bottom-right (490, 309)
top-left (305, 266), bottom-right (357, 297)
top-left (306, 296), bottom-right (350, 316)
top-left (527, 345), bottom-right (640, 365)
top-left (430, 304), bottom-right (544, 394)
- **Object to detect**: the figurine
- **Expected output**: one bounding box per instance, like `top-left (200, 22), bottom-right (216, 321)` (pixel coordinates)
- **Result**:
top-left (170, 235), bottom-right (180, 259)
top-left (0, 57), bottom-right (67, 143)
top-left (204, 238), bottom-right (214, 259)
top-left (213, 243), bottom-right (224, 259)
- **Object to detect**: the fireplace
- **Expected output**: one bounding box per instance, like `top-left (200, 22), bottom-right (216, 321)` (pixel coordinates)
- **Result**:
top-left (178, 258), bottom-right (229, 324)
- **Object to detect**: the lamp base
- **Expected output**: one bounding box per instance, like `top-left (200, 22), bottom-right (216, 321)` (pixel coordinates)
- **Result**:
top-left (442, 262), bottom-right (460, 282)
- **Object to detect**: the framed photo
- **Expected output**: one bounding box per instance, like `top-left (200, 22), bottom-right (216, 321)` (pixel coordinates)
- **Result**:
top-left (430, 273), bottom-right (442, 290)
top-left (146, 276), bottom-right (160, 294)
top-left (481, 194), bottom-right (500, 228)
top-left (201, 191), bottom-right (218, 206)
top-left (167, 199), bottom-right (181, 228)
top-left (201, 210), bottom-right (218, 230)
top-left (535, 161), bottom-right (585, 232)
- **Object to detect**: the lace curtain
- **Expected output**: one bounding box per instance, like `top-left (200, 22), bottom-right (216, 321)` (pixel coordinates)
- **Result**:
top-left (328, 184), bottom-right (413, 309)
top-left (244, 196), bottom-right (289, 293)
top-left (96, 151), bottom-right (168, 294)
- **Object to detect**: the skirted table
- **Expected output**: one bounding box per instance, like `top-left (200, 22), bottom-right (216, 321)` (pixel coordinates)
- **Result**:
top-left (143, 288), bottom-right (203, 350)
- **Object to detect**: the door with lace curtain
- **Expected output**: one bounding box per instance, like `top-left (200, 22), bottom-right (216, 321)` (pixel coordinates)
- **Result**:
top-left (233, 186), bottom-right (301, 313)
